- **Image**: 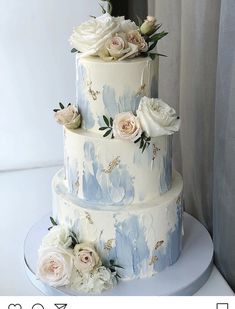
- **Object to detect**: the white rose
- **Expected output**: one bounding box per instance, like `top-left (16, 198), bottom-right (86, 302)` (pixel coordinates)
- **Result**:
top-left (55, 105), bottom-right (81, 129)
top-left (41, 225), bottom-right (72, 249)
top-left (127, 30), bottom-right (148, 52)
top-left (116, 16), bottom-right (139, 33)
top-left (70, 266), bottom-right (116, 293)
top-left (113, 112), bottom-right (142, 141)
top-left (90, 266), bottom-right (117, 293)
top-left (70, 13), bottom-right (120, 58)
top-left (37, 247), bottom-right (74, 287)
top-left (137, 97), bottom-right (181, 137)
top-left (74, 243), bottom-right (101, 273)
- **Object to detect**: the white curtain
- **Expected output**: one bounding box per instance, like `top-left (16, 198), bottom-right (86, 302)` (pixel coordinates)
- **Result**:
top-left (152, 0), bottom-right (235, 290)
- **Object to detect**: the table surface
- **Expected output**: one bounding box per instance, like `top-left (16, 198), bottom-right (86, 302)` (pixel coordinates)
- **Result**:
top-left (0, 166), bottom-right (234, 296)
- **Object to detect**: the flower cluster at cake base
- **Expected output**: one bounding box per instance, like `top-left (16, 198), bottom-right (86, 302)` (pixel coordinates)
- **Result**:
top-left (36, 217), bottom-right (120, 293)
top-left (99, 97), bottom-right (181, 153)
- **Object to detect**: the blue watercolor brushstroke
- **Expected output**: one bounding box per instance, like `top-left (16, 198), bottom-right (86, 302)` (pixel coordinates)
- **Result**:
top-left (153, 202), bottom-right (183, 272)
top-left (82, 141), bottom-right (134, 206)
top-left (102, 85), bottom-right (141, 117)
top-left (160, 136), bottom-right (172, 193)
top-left (114, 216), bottom-right (150, 278)
top-left (76, 61), bottom-right (95, 129)
top-left (67, 159), bottom-right (79, 195)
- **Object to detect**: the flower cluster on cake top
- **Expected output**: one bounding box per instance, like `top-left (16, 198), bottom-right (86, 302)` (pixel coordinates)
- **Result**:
top-left (37, 217), bottom-right (121, 293)
top-left (69, 2), bottom-right (167, 61)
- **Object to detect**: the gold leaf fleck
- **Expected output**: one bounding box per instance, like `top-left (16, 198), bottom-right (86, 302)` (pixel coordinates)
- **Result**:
top-left (87, 81), bottom-right (100, 100)
top-left (152, 143), bottom-right (160, 161)
top-left (104, 239), bottom-right (115, 250)
top-left (103, 156), bottom-right (121, 174)
top-left (136, 83), bottom-right (146, 96)
top-left (85, 211), bottom-right (93, 224)
top-left (155, 240), bottom-right (164, 250)
top-left (149, 256), bottom-right (158, 266)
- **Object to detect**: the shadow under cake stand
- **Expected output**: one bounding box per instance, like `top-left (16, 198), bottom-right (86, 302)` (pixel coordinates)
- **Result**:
top-left (24, 212), bottom-right (213, 296)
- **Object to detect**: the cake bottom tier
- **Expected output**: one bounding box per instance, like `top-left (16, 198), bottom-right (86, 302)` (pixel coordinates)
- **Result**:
top-left (52, 169), bottom-right (183, 281)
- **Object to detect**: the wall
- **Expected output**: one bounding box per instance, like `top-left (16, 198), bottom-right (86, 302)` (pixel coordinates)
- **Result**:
top-left (0, 0), bottom-right (99, 170)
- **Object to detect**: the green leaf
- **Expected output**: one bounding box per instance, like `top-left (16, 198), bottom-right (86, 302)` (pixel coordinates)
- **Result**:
top-left (142, 142), bottom-right (147, 153)
top-left (99, 3), bottom-right (106, 14)
top-left (149, 31), bottom-right (168, 42)
top-left (134, 136), bottom-right (142, 144)
top-left (59, 102), bottom-right (64, 109)
top-left (103, 115), bottom-right (109, 126)
top-left (155, 53), bottom-right (167, 57)
top-left (99, 127), bottom-right (108, 131)
top-left (112, 264), bottom-right (124, 269)
top-left (140, 138), bottom-right (144, 149)
top-left (50, 217), bottom-right (57, 226)
top-left (89, 15), bottom-right (96, 18)
top-left (110, 117), bottom-right (113, 127)
top-left (146, 136), bottom-right (151, 142)
top-left (103, 129), bottom-right (112, 137)
top-left (136, 15), bottom-right (143, 27)
top-left (71, 48), bottom-right (78, 53)
top-left (149, 53), bottom-right (157, 60)
top-left (148, 32), bottom-right (168, 52)
top-left (53, 109), bottom-right (60, 112)
top-left (116, 273), bottom-right (121, 278)
top-left (67, 103), bottom-right (71, 106)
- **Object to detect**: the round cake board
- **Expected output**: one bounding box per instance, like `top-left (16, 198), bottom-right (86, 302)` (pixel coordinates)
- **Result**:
top-left (24, 212), bottom-right (213, 296)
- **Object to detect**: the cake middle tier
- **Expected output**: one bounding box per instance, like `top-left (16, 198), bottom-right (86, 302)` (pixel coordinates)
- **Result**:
top-left (64, 127), bottom-right (172, 206)
top-left (76, 55), bottom-right (158, 135)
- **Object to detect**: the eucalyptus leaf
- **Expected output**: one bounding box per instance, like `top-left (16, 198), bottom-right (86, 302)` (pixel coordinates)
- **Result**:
top-left (50, 217), bottom-right (57, 226)
top-left (103, 115), bottom-right (109, 126)
top-left (136, 15), bottom-right (143, 27)
top-left (110, 117), bottom-right (113, 127)
top-left (134, 136), bottom-right (142, 143)
top-left (103, 129), bottom-right (112, 137)
top-left (142, 143), bottom-right (147, 153)
top-left (140, 138), bottom-right (144, 149)
top-left (99, 127), bottom-right (108, 131)
top-left (71, 48), bottom-right (78, 53)
top-left (59, 102), bottom-right (64, 109)
top-left (53, 109), bottom-right (60, 112)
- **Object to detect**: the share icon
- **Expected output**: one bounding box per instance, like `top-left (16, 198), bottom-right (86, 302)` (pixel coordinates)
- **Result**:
top-left (54, 304), bottom-right (67, 309)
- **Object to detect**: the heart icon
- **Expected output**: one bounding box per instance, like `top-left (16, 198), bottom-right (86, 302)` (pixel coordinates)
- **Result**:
top-left (8, 305), bottom-right (22, 309)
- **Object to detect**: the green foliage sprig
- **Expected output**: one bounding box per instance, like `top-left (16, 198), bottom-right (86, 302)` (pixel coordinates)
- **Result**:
top-left (107, 259), bottom-right (124, 280)
top-left (147, 30), bottom-right (168, 53)
top-left (53, 102), bottom-right (72, 113)
top-left (99, 115), bottom-right (114, 138)
top-left (134, 132), bottom-right (151, 153)
top-left (48, 216), bottom-right (58, 230)
top-left (99, 0), bottom-right (112, 15)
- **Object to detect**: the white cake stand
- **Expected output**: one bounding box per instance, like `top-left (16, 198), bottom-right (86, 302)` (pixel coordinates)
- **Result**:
top-left (24, 212), bottom-right (213, 296)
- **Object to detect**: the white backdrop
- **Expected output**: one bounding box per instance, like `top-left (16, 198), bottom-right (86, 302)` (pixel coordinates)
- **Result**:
top-left (0, 0), bottom-right (99, 171)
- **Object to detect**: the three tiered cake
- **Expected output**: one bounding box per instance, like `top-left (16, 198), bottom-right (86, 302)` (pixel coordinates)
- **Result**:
top-left (37, 11), bottom-right (183, 294)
